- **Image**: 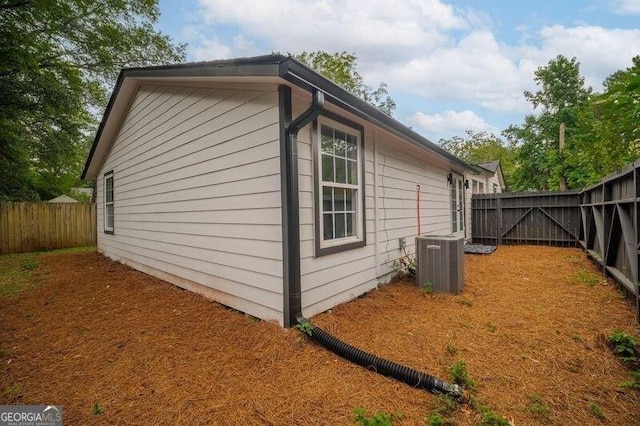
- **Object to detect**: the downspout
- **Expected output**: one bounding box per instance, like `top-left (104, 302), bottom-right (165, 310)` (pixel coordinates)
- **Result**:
top-left (283, 88), bottom-right (325, 327)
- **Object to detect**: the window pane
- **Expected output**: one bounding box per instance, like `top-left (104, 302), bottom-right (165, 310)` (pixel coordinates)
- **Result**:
top-left (334, 188), bottom-right (346, 212)
top-left (334, 130), bottom-right (346, 157)
top-left (346, 213), bottom-right (355, 236)
top-left (346, 134), bottom-right (357, 159)
top-left (321, 125), bottom-right (333, 154)
top-left (323, 213), bottom-right (333, 240)
top-left (335, 158), bottom-right (346, 183)
top-left (322, 154), bottom-right (334, 182)
top-left (335, 213), bottom-right (346, 238)
top-left (106, 205), bottom-right (114, 228)
top-left (347, 159), bottom-right (357, 185)
top-left (345, 188), bottom-right (354, 211)
top-left (451, 186), bottom-right (457, 233)
top-left (323, 187), bottom-right (333, 212)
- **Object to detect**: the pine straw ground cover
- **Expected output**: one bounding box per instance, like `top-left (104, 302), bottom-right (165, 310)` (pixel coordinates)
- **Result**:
top-left (0, 246), bottom-right (639, 425)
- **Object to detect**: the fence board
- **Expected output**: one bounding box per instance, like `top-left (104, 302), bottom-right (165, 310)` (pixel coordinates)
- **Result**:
top-left (0, 202), bottom-right (97, 254)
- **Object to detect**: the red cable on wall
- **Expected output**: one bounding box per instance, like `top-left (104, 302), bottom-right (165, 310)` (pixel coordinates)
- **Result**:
top-left (416, 184), bottom-right (421, 236)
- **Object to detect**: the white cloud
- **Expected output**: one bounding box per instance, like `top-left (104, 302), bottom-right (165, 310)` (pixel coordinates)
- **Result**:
top-left (408, 110), bottom-right (499, 141)
top-left (613, 0), bottom-right (640, 14)
top-left (521, 25), bottom-right (640, 88)
top-left (183, 0), bottom-right (640, 133)
top-left (192, 38), bottom-right (233, 61)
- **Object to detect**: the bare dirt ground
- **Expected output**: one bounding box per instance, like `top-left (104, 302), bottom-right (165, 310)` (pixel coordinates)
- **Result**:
top-left (1, 246), bottom-right (639, 425)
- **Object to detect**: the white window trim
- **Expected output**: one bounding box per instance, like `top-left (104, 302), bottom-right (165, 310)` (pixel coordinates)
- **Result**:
top-left (104, 171), bottom-right (114, 234)
top-left (314, 114), bottom-right (366, 256)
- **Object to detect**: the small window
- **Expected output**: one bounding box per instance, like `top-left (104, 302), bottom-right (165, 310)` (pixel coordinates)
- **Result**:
top-left (479, 182), bottom-right (484, 194)
top-left (314, 113), bottom-right (365, 256)
top-left (104, 171), bottom-right (114, 234)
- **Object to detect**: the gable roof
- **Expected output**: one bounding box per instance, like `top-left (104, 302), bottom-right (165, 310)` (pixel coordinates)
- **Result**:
top-left (477, 161), bottom-right (500, 173)
top-left (82, 54), bottom-right (475, 180)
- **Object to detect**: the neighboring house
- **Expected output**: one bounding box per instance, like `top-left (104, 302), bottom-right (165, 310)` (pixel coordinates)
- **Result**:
top-left (48, 195), bottom-right (79, 203)
top-left (82, 54), bottom-right (480, 327)
top-left (464, 160), bottom-right (507, 241)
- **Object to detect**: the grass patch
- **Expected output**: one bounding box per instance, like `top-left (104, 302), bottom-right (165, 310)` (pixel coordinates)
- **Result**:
top-left (92, 403), bottom-right (105, 416)
top-left (0, 247), bottom-right (96, 298)
top-left (588, 401), bottom-right (605, 420)
top-left (449, 360), bottom-right (476, 390)
top-left (0, 252), bottom-right (39, 297)
top-left (425, 395), bottom-right (458, 425)
top-left (456, 296), bottom-right (473, 307)
top-left (445, 343), bottom-right (457, 356)
top-left (620, 370), bottom-right (640, 390)
top-left (2, 385), bottom-right (21, 401)
top-left (571, 269), bottom-right (600, 287)
top-left (486, 322), bottom-right (497, 333)
top-left (528, 393), bottom-right (550, 419)
top-left (353, 407), bottom-right (399, 425)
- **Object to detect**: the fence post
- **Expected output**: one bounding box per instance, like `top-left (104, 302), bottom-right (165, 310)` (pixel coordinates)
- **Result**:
top-left (496, 196), bottom-right (503, 245)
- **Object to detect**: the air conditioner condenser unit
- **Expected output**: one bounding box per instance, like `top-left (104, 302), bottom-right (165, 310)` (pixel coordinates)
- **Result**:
top-left (415, 235), bottom-right (464, 293)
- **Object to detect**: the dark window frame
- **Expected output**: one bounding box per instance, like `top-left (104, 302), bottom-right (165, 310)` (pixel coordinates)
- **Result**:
top-left (104, 170), bottom-right (114, 234)
top-left (313, 111), bottom-right (366, 257)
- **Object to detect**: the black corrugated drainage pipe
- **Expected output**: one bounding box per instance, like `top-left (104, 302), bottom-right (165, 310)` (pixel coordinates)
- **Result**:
top-left (298, 318), bottom-right (463, 399)
top-left (284, 89), bottom-right (324, 327)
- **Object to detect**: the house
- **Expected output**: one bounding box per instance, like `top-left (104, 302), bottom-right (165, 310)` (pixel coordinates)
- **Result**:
top-left (464, 160), bottom-right (507, 241)
top-left (82, 54), bottom-right (481, 327)
top-left (48, 195), bottom-right (79, 203)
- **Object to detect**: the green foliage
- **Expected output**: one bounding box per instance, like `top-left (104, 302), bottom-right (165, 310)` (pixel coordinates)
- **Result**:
top-left (528, 393), bottom-right (550, 419)
top-left (0, 253), bottom-right (39, 297)
top-left (2, 385), bottom-right (21, 400)
top-left (439, 130), bottom-right (516, 185)
top-left (571, 269), bottom-right (600, 287)
top-left (294, 51), bottom-right (396, 116)
top-left (92, 403), bottom-right (105, 416)
top-left (608, 329), bottom-right (638, 364)
top-left (587, 401), bottom-right (605, 420)
top-left (457, 296), bottom-right (473, 307)
top-left (504, 55), bottom-right (592, 191)
top-left (448, 360), bottom-right (475, 390)
top-left (392, 255), bottom-right (416, 278)
top-left (426, 394), bottom-right (458, 424)
top-left (504, 54), bottom-right (640, 191)
top-left (0, 0), bottom-right (185, 201)
top-left (295, 321), bottom-right (313, 336)
top-left (478, 408), bottom-right (510, 426)
top-left (620, 370), bottom-right (640, 390)
top-left (445, 343), bottom-right (457, 356)
top-left (353, 407), bottom-right (396, 426)
top-left (421, 282), bottom-right (434, 294)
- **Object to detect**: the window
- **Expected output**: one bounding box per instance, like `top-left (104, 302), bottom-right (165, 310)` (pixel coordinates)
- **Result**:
top-left (104, 171), bottom-right (114, 234)
top-left (472, 180), bottom-right (478, 194)
top-left (493, 183), bottom-right (498, 193)
top-left (314, 114), bottom-right (365, 256)
top-left (479, 182), bottom-right (484, 194)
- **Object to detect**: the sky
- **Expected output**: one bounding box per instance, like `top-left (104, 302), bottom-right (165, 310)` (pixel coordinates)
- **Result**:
top-left (156, 0), bottom-right (640, 142)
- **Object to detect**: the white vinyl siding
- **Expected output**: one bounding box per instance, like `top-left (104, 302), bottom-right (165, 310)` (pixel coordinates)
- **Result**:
top-left (296, 97), bottom-right (453, 318)
top-left (96, 84), bottom-right (283, 323)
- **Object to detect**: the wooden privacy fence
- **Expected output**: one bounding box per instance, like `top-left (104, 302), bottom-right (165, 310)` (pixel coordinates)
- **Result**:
top-left (472, 191), bottom-right (582, 247)
top-left (0, 202), bottom-right (96, 254)
top-left (472, 159), bottom-right (640, 322)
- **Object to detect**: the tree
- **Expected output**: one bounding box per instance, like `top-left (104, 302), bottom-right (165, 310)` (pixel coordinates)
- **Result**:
top-left (294, 51), bottom-right (396, 116)
top-left (504, 55), bottom-right (592, 190)
top-left (0, 0), bottom-right (185, 201)
top-left (583, 56), bottom-right (640, 175)
top-left (439, 130), bottom-right (517, 184)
